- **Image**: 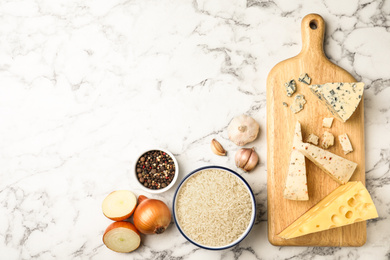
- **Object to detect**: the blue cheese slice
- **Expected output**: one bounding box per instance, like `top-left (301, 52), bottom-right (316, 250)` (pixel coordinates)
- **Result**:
top-left (309, 82), bottom-right (364, 122)
top-left (298, 142), bottom-right (357, 184)
top-left (283, 121), bottom-right (308, 201)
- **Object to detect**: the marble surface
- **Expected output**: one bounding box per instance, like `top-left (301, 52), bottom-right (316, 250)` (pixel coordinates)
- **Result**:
top-left (0, 0), bottom-right (389, 259)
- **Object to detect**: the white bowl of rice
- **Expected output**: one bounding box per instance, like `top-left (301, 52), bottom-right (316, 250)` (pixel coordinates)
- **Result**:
top-left (172, 166), bottom-right (256, 250)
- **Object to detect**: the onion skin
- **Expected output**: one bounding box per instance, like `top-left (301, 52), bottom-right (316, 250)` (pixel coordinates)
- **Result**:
top-left (133, 195), bottom-right (171, 235)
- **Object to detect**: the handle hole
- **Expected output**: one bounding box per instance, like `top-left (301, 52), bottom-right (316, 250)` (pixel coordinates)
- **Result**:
top-left (309, 20), bottom-right (318, 30)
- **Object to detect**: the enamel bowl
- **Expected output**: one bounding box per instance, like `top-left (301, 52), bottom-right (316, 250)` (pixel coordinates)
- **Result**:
top-left (172, 166), bottom-right (256, 250)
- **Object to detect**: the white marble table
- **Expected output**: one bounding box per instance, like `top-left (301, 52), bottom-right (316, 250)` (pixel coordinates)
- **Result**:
top-left (1, 0), bottom-right (389, 259)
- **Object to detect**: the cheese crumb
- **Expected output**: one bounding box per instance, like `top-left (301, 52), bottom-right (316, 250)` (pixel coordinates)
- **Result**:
top-left (285, 79), bottom-right (297, 97)
top-left (306, 133), bottom-right (319, 145)
top-left (290, 94), bottom-right (307, 114)
top-left (298, 73), bottom-right (311, 85)
top-left (321, 131), bottom-right (334, 149)
top-left (339, 133), bottom-right (353, 154)
top-left (322, 117), bottom-right (334, 128)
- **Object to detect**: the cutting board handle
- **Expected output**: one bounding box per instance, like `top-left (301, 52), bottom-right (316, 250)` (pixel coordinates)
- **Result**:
top-left (300, 14), bottom-right (326, 57)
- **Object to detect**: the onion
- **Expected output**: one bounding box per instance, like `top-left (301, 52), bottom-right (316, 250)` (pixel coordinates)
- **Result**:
top-left (103, 221), bottom-right (141, 253)
top-left (133, 195), bottom-right (171, 234)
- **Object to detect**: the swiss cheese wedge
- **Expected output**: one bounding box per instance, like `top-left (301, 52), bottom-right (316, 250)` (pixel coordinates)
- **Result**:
top-left (298, 142), bottom-right (357, 184)
top-left (283, 121), bottom-right (308, 200)
top-left (279, 181), bottom-right (378, 239)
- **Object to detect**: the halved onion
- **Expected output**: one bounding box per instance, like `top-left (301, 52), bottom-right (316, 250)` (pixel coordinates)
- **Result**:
top-left (102, 190), bottom-right (137, 221)
top-left (103, 222), bottom-right (141, 253)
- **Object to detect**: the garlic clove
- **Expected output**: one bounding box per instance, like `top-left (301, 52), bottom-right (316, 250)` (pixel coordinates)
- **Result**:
top-left (243, 148), bottom-right (259, 172)
top-left (211, 139), bottom-right (227, 156)
top-left (235, 148), bottom-right (252, 168)
top-left (235, 147), bottom-right (259, 172)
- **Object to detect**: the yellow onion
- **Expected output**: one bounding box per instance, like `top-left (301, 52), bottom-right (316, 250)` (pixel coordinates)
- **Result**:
top-left (133, 195), bottom-right (171, 234)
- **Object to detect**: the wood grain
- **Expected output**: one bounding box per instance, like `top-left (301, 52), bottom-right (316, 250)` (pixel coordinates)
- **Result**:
top-left (266, 14), bottom-right (366, 247)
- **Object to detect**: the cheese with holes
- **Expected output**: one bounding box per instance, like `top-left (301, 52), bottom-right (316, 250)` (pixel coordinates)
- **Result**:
top-left (283, 121), bottom-right (308, 201)
top-left (339, 133), bottom-right (353, 154)
top-left (278, 181), bottom-right (378, 239)
top-left (321, 131), bottom-right (334, 149)
top-left (298, 142), bottom-right (357, 184)
top-left (309, 82), bottom-right (364, 122)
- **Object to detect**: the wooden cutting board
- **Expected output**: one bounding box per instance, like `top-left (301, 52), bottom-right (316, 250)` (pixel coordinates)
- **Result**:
top-left (266, 14), bottom-right (366, 246)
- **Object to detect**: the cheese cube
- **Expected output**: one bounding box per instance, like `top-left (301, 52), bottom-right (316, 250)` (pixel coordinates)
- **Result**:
top-left (306, 133), bottom-right (319, 145)
top-left (339, 133), bottom-right (353, 154)
top-left (322, 117), bottom-right (334, 128)
top-left (278, 181), bottom-right (378, 239)
top-left (321, 131), bottom-right (334, 149)
top-left (283, 121), bottom-right (308, 201)
top-left (298, 142), bottom-right (357, 184)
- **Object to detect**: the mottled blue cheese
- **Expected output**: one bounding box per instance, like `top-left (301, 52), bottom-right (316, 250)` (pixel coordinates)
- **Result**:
top-left (298, 73), bottom-right (311, 85)
top-left (306, 133), bottom-right (319, 145)
top-left (309, 82), bottom-right (364, 122)
top-left (339, 133), bottom-right (353, 154)
top-left (298, 142), bottom-right (357, 184)
top-left (283, 121), bottom-right (308, 201)
top-left (290, 94), bottom-right (306, 114)
top-left (321, 131), bottom-right (334, 149)
top-left (285, 79), bottom-right (296, 97)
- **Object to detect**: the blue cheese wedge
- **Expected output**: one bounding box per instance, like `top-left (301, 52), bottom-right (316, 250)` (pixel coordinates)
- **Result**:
top-left (309, 82), bottom-right (364, 122)
top-left (290, 94), bottom-right (306, 113)
top-left (298, 142), bottom-right (357, 184)
top-left (285, 79), bottom-right (296, 97)
top-left (283, 121), bottom-right (308, 201)
top-left (339, 133), bottom-right (353, 154)
top-left (298, 73), bottom-right (311, 85)
top-left (321, 131), bottom-right (334, 149)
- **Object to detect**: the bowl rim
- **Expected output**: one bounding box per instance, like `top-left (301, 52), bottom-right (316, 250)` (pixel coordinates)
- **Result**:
top-left (133, 148), bottom-right (179, 194)
top-left (172, 165), bottom-right (256, 250)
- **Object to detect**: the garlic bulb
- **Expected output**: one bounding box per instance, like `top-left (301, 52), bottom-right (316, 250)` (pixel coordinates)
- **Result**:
top-left (228, 115), bottom-right (260, 146)
top-left (235, 148), bottom-right (259, 172)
